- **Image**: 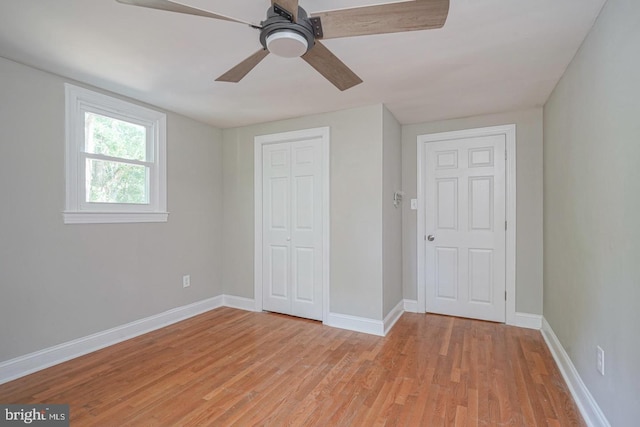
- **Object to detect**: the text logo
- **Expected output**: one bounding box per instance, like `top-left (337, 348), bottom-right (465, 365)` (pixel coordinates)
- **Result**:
top-left (1, 405), bottom-right (69, 426)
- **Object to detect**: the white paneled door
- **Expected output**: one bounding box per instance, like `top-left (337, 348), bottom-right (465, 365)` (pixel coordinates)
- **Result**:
top-left (423, 134), bottom-right (506, 322)
top-left (262, 137), bottom-right (324, 321)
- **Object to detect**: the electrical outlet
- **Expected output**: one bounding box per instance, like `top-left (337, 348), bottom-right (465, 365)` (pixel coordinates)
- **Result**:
top-left (182, 275), bottom-right (191, 288)
top-left (596, 346), bottom-right (605, 376)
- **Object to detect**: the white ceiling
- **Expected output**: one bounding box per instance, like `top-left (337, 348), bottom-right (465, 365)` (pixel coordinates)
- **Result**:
top-left (0, 0), bottom-right (606, 128)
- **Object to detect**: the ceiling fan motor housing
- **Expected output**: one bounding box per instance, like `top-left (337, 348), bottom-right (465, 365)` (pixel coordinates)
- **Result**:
top-left (260, 6), bottom-right (315, 58)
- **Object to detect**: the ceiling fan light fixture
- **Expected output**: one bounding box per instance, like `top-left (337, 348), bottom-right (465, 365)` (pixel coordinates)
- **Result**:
top-left (266, 30), bottom-right (308, 58)
top-left (117, 0), bottom-right (449, 90)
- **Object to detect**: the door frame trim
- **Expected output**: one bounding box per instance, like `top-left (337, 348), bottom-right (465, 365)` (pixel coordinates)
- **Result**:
top-left (416, 124), bottom-right (517, 325)
top-left (254, 127), bottom-right (331, 322)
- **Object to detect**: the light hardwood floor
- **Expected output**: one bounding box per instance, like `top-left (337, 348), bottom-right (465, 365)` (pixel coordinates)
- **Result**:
top-left (0, 308), bottom-right (584, 426)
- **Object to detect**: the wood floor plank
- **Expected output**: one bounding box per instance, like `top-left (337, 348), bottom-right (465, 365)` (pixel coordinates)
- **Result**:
top-left (0, 309), bottom-right (585, 426)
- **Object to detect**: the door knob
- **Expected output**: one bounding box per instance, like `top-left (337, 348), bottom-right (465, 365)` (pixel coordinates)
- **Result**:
top-left (427, 235), bottom-right (435, 241)
top-left (286, 237), bottom-right (291, 241)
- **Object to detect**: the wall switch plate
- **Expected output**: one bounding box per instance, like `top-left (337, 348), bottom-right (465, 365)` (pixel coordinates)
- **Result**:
top-left (410, 199), bottom-right (418, 210)
top-left (597, 345), bottom-right (605, 375)
top-left (183, 275), bottom-right (191, 288)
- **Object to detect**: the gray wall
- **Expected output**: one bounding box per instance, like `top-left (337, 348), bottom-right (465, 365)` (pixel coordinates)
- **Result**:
top-left (382, 107), bottom-right (403, 317)
top-left (543, 0), bottom-right (640, 424)
top-left (0, 57), bottom-right (224, 362)
top-left (222, 105), bottom-right (386, 320)
top-left (402, 108), bottom-right (544, 315)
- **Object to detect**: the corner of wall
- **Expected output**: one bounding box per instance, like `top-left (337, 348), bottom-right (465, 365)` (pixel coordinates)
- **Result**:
top-left (541, 318), bottom-right (611, 427)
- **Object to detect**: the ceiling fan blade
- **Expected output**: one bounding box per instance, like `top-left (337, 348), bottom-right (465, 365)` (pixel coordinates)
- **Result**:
top-left (216, 49), bottom-right (270, 83)
top-left (302, 41), bottom-right (362, 91)
top-left (311, 0), bottom-right (449, 40)
top-left (272, 0), bottom-right (299, 22)
top-left (116, 0), bottom-right (259, 27)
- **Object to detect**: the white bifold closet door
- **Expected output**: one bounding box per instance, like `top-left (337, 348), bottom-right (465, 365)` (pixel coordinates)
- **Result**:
top-left (262, 138), bottom-right (323, 321)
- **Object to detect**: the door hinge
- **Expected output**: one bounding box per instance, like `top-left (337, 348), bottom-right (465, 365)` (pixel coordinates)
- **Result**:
top-left (505, 221), bottom-right (507, 231)
top-left (505, 150), bottom-right (507, 160)
top-left (505, 291), bottom-right (507, 301)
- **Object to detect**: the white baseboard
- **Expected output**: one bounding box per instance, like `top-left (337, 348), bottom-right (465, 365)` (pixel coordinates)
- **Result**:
top-left (323, 305), bottom-right (406, 337)
top-left (383, 301), bottom-right (405, 335)
top-left (541, 318), bottom-right (610, 427)
top-left (223, 295), bottom-right (258, 311)
top-left (0, 295), bottom-right (225, 385)
top-left (1, 295), bottom-right (408, 385)
top-left (512, 312), bottom-right (543, 329)
top-left (400, 301), bottom-right (540, 330)
top-left (325, 312), bottom-right (385, 336)
top-left (231, 296), bottom-right (398, 337)
top-left (403, 299), bottom-right (419, 313)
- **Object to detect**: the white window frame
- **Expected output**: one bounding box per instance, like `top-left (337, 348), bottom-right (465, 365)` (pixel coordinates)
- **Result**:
top-left (63, 84), bottom-right (168, 224)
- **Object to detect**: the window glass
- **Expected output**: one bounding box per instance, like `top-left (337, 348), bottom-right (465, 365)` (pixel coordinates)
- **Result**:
top-left (85, 159), bottom-right (148, 204)
top-left (84, 112), bottom-right (147, 161)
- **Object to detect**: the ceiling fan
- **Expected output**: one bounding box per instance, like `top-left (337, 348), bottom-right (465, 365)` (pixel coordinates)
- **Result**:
top-left (116, 0), bottom-right (449, 91)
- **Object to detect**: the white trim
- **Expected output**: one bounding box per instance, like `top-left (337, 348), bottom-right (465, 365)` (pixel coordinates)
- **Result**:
top-left (224, 293), bottom-right (398, 337)
top-left (416, 141), bottom-right (426, 312)
top-left (383, 300), bottom-right (405, 335)
top-left (504, 125), bottom-right (517, 326)
top-left (63, 211), bottom-right (168, 224)
top-left (0, 293), bottom-right (409, 385)
top-left (254, 139), bottom-right (262, 312)
top-left (403, 299), bottom-right (419, 313)
top-left (512, 312), bottom-right (542, 330)
top-left (0, 296), bottom-right (224, 385)
top-left (541, 318), bottom-right (611, 427)
top-left (322, 130), bottom-right (331, 325)
top-left (325, 312), bottom-right (385, 336)
top-left (253, 127), bottom-right (331, 321)
top-left (416, 124), bottom-right (517, 325)
top-left (223, 295), bottom-right (259, 312)
top-left (224, 291), bottom-right (401, 337)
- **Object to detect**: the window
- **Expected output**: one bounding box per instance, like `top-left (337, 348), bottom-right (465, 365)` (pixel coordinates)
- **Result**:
top-left (64, 84), bottom-right (167, 224)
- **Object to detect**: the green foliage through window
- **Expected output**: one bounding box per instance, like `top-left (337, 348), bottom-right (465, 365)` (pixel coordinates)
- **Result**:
top-left (86, 159), bottom-right (147, 204)
top-left (85, 112), bottom-right (146, 160)
top-left (84, 113), bottom-right (149, 204)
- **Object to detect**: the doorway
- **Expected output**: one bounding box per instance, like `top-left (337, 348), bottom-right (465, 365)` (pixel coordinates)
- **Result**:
top-left (417, 125), bottom-right (516, 323)
top-left (254, 127), bottom-right (330, 321)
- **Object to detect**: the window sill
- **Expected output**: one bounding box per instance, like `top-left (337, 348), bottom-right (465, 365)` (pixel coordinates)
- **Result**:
top-left (63, 211), bottom-right (169, 224)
